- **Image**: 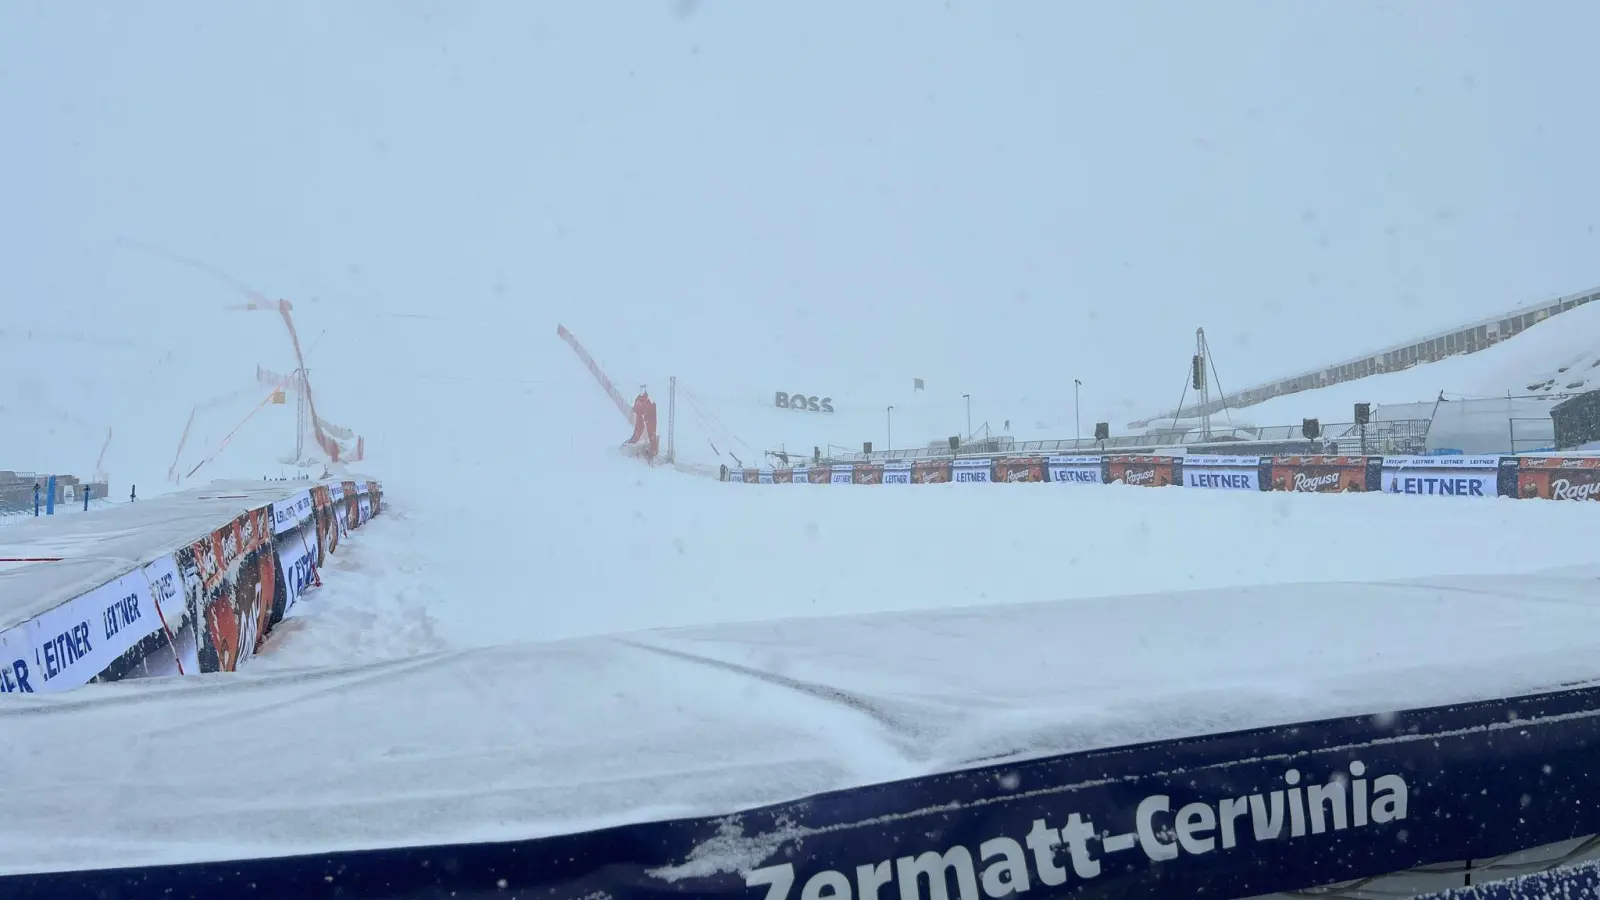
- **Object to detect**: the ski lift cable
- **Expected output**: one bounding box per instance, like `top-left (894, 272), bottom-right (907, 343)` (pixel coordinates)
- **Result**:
top-left (678, 383), bottom-right (759, 455)
top-left (677, 389), bottom-right (737, 450)
top-left (680, 384), bottom-right (759, 454)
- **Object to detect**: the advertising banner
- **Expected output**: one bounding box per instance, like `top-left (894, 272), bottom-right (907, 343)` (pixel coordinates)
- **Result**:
top-left (1381, 456), bottom-right (1501, 498)
top-left (127, 553), bottom-right (200, 680)
top-left (757, 470), bottom-right (774, 485)
top-left (1108, 455), bottom-right (1176, 487)
top-left (912, 460), bottom-right (951, 484)
top-left (0, 555), bottom-right (185, 693)
top-left (1048, 455), bottom-right (1103, 484)
top-left (772, 468), bottom-right (794, 484)
top-left (271, 490), bottom-right (314, 535)
top-left (808, 466), bottom-right (830, 484)
top-left (274, 519), bottom-right (319, 622)
top-left (882, 460), bottom-right (913, 484)
top-left (995, 457), bottom-right (1047, 483)
top-left (1516, 456), bottom-right (1600, 501)
top-left (951, 458), bottom-right (993, 483)
top-left (829, 465), bottom-right (855, 485)
top-left (853, 464), bottom-right (884, 485)
top-left (1182, 455), bottom-right (1263, 491)
top-left (342, 481), bottom-right (360, 532)
top-left (311, 484), bottom-right (340, 561)
top-left (727, 469), bottom-right (746, 483)
top-left (366, 481), bottom-right (382, 515)
top-left (178, 507), bottom-right (278, 673)
top-left (24, 685), bottom-right (1600, 900)
top-left (1269, 456), bottom-right (1377, 493)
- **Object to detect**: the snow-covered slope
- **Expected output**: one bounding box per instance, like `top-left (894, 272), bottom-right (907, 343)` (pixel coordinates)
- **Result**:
top-left (10, 0), bottom-right (1600, 881)
top-left (1207, 300), bottom-right (1600, 431)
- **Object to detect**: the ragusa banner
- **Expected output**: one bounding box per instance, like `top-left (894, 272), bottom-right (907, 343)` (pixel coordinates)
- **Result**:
top-left (11, 686), bottom-right (1600, 900)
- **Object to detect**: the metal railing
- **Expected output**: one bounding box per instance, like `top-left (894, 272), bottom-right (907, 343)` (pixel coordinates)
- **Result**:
top-left (827, 419), bottom-right (1431, 464)
top-left (0, 497), bottom-right (121, 529)
top-left (1128, 285), bottom-right (1600, 428)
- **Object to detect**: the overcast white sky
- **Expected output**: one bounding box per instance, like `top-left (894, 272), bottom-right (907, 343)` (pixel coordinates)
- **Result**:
top-left (4, 0), bottom-right (1598, 439)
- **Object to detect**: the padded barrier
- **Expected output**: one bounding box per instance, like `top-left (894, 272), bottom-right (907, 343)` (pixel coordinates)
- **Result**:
top-left (0, 477), bottom-right (383, 693)
top-left (728, 453), bottom-right (1600, 501)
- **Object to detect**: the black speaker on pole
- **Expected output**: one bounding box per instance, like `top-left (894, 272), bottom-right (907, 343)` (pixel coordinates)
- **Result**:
top-left (949, 436), bottom-right (961, 451)
top-left (1094, 422), bottom-right (1110, 441)
top-left (862, 441), bottom-right (873, 454)
top-left (1354, 403), bottom-right (1371, 426)
top-left (1302, 418), bottom-right (1321, 439)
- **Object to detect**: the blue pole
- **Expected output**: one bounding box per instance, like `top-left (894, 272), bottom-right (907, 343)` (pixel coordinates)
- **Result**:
top-left (33, 483), bottom-right (40, 516)
top-left (83, 484), bottom-right (91, 511)
top-left (45, 475), bottom-right (56, 515)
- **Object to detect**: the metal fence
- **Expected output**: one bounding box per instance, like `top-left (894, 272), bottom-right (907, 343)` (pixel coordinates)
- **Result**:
top-left (829, 418), bottom-right (1431, 464)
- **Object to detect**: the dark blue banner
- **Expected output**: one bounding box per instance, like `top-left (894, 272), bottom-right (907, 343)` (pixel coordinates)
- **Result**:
top-left (7, 684), bottom-right (1600, 900)
top-left (1417, 859), bottom-right (1600, 899)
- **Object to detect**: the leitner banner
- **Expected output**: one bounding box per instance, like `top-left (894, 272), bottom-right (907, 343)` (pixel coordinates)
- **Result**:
top-left (15, 686), bottom-right (1600, 900)
top-left (882, 460), bottom-right (913, 484)
top-left (829, 465), bottom-right (855, 485)
top-left (951, 458), bottom-right (993, 483)
top-left (0, 555), bottom-right (184, 693)
top-left (1181, 455), bottom-right (1262, 491)
top-left (1381, 456), bottom-right (1501, 498)
top-left (1048, 455), bottom-right (1103, 484)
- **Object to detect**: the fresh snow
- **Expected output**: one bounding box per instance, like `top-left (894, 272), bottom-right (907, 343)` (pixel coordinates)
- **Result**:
top-left (5, 2), bottom-right (1600, 887)
top-left (9, 345), bottom-right (1600, 875)
top-left (7, 563), bottom-right (1600, 875)
top-left (1201, 299), bottom-right (1600, 431)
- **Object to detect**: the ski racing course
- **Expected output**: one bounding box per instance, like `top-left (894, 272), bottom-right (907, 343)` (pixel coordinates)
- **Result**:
top-left (6, 323), bottom-right (1600, 900)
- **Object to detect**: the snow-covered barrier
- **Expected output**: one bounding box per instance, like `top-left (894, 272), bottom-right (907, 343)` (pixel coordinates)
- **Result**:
top-left (727, 453), bottom-right (1600, 501)
top-left (0, 476), bottom-right (382, 693)
top-left (11, 681), bottom-right (1600, 899)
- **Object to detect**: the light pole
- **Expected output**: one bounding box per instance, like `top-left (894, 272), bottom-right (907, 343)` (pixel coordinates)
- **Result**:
top-left (886, 405), bottom-right (893, 453)
top-left (1074, 379), bottom-right (1082, 445)
top-left (962, 393), bottom-right (971, 440)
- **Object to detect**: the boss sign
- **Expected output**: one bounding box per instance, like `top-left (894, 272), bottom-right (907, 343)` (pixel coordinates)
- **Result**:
top-left (774, 392), bottom-right (834, 413)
